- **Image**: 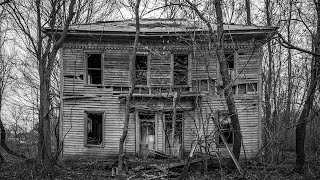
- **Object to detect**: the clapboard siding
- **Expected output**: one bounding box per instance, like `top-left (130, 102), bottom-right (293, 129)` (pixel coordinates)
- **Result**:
top-left (61, 37), bottom-right (263, 159)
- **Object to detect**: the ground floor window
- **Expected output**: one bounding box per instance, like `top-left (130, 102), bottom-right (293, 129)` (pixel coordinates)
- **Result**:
top-left (216, 111), bottom-right (233, 147)
top-left (85, 111), bottom-right (104, 146)
top-left (164, 111), bottom-right (183, 157)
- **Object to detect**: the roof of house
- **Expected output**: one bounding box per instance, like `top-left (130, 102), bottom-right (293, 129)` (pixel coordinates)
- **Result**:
top-left (49, 19), bottom-right (277, 38)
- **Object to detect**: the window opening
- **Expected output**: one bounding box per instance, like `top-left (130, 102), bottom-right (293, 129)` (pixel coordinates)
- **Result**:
top-left (225, 53), bottom-right (234, 69)
top-left (238, 84), bottom-right (247, 94)
top-left (138, 112), bottom-right (155, 158)
top-left (237, 83), bottom-right (257, 94)
top-left (217, 111), bottom-right (233, 146)
top-left (247, 83), bottom-right (257, 93)
top-left (173, 54), bottom-right (188, 86)
top-left (86, 112), bottom-right (103, 145)
top-left (217, 85), bottom-right (236, 97)
top-left (136, 55), bottom-right (148, 85)
top-left (87, 54), bottom-right (102, 85)
top-left (164, 112), bottom-right (183, 157)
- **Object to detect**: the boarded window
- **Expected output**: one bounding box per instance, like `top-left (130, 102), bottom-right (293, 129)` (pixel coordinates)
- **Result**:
top-left (173, 54), bottom-right (188, 86)
top-left (87, 54), bottom-right (102, 85)
top-left (216, 111), bottom-right (233, 146)
top-left (136, 55), bottom-right (148, 85)
top-left (86, 112), bottom-right (103, 146)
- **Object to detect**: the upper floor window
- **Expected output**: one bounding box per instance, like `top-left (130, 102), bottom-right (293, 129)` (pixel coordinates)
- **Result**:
top-left (86, 53), bottom-right (103, 85)
top-left (238, 83), bottom-right (257, 95)
top-left (173, 54), bottom-right (189, 86)
top-left (224, 53), bottom-right (234, 69)
top-left (136, 55), bottom-right (148, 86)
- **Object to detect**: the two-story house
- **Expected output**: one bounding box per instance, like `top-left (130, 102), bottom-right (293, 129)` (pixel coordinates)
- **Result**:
top-left (55, 19), bottom-right (276, 159)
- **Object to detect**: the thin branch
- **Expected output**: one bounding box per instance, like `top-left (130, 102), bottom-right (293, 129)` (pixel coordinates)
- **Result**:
top-left (278, 33), bottom-right (320, 57)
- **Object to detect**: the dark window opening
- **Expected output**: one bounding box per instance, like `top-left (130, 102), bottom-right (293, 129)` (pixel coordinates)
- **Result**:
top-left (224, 53), bottom-right (234, 69)
top-left (217, 112), bottom-right (233, 146)
top-left (217, 85), bottom-right (236, 97)
top-left (86, 112), bottom-right (103, 145)
top-left (218, 123), bottom-right (234, 144)
top-left (138, 112), bottom-right (155, 158)
top-left (238, 84), bottom-right (247, 94)
top-left (136, 55), bottom-right (148, 85)
top-left (237, 83), bottom-right (257, 94)
top-left (173, 54), bottom-right (188, 86)
top-left (87, 54), bottom-right (102, 85)
top-left (164, 112), bottom-right (183, 156)
top-left (247, 83), bottom-right (257, 93)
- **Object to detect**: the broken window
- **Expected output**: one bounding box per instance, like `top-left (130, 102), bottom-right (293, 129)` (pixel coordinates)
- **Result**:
top-left (238, 83), bottom-right (258, 95)
top-left (224, 53), bottom-right (234, 69)
top-left (216, 111), bottom-right (233, 146)
top-left (238, 84), bottom-right (247, 94)
top-left (86, 53), bottom-right (102, 85)
top-left (192, 79), bottom-right (208, 92)
top-left (173, 54), bottom-right (188, 86)
top-left (85, 112), bottom-right (104, 146)
top-left (164, 111), bottom-right (183, 157)
top-left (136, 55), bottom-right (148, 85)
top-left (217, 85), bottom-right (236, 97)
top-left (247, 83), bottom-right (257, 94)
top-left (138, 112), bottom-right (155, 158)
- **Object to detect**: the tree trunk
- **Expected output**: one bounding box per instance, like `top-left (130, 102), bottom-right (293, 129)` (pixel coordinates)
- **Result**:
top-left (185, 0), bottom-right (242, 163)
top-left (215, 0), bottom-right (242, 162)
top-left (284, 0), bottom-right (293, 153)
top-left (245, 0), bottom-right (251, 25)
top-left (39, 73), bottom-right (53, 172)
top-left (118, 0), bottom-right (141, 175)
top-left (294, 0), bottom-right (320, 172)
top-left (264, 0), bottom-right (273, 162)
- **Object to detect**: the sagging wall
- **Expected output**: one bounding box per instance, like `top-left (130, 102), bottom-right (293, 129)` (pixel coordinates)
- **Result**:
top-left (60, 37), bottom-right (262, 159)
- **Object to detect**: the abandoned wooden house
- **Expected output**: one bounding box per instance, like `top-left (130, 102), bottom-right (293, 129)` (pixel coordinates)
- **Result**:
top-left (56, 19), bottom-right (276, 160)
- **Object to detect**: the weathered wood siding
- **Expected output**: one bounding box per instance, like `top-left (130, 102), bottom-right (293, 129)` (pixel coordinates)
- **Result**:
top-left (61, 37), bottom-right (262, 159)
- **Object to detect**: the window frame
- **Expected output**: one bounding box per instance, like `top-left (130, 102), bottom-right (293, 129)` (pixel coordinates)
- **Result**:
top-left (171, 53), bottom-right (191, 87)
top-left (135, 53), bottom-right (150, 87)
top-left (217, 51), bottom-right (238, 80)
top-left (84, 111), bottom-right (105, 148)
top-left (237, 83), bottom-right (258, 95)
top-left (163, 111), bottom-right (185, 156)
top-left (84, 51), bottom-right (104, 86)
top-left (215, 110), bottom-right (234, 148)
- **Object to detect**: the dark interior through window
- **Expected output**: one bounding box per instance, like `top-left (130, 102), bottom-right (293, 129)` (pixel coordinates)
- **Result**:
top-left (87, 54), bottom-right (102, 85)
top-left (224, 53), bottom-right (234, 69)
top-left (136, 55), bottom-right (148, 85)
top-left (217, 113), bottom-right (233, 145)
top-left (87, 112), bottom-right (103, 145)
top-left (174, 54), bottom-right (188, 86)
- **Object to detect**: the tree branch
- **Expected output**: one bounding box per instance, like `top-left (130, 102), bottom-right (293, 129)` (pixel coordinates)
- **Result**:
top-left (278, 33), bottom-right (320, 57)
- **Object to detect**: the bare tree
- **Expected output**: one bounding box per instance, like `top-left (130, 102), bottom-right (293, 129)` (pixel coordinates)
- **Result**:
top-left (245, 0), bottom-right (251, 25)
top-left (6, 0), bottom-right (76, 173)
top-left (185, 0), bottom-right (242, 164)
top-left (118, 0), bottom-right (141, 175)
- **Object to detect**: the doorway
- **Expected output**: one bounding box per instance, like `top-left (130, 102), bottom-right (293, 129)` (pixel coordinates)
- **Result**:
top-left (137, 112), bottom-right (155, 158)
